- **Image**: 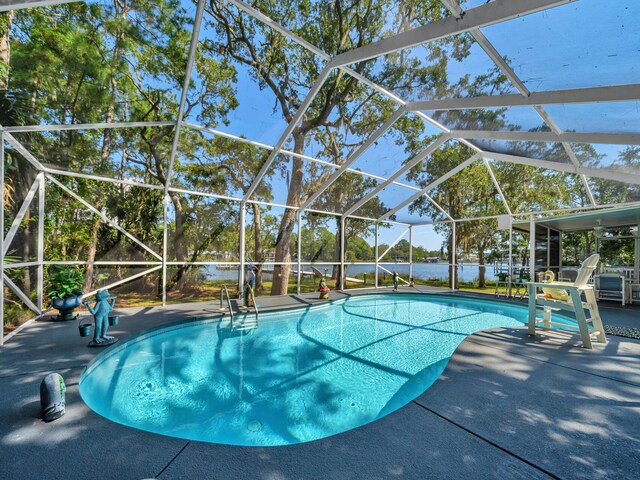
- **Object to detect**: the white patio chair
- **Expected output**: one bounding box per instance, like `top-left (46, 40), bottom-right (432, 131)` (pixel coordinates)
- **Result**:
top-left (526, 254), bottom-right (606, 349)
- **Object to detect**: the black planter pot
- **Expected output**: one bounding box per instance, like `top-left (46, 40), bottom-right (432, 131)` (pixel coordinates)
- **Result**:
top-left (51, 295), bottom-right (83, 321)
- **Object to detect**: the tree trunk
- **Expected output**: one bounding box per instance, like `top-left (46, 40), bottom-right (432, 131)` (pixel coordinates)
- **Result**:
top-left (0, 11), bottom-right (13, 90)
top-left (83, 217), bottom-right (102, 293)
top-left (170, 192), bottom-right (188, 290)
top-left (251, 202), bottom-right (264, 292)
top-left (270, 134), bottom-right (305, 296)
top-left (478, 244), bottom-right (485, 288)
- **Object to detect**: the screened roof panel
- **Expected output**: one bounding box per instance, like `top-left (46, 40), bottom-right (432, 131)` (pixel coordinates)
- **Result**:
top-left (394, 138), bottom-right (459, 189)
top-left (2, 0), bottom-right (639, 240)
top-left (386, 203), bottom-right (434, 225)
top-left (489, 160), bottom-right (593, 213)
top-left (341, 113), bottom-right (438, 180)
top-left (306, 171), bottom-right (384, 215)
top-left (426, 106), bottom-right (546, 132)
top-left (477, 139), bottom-right (574, 165)
top-left (480, 0), bottom-right (640, 92)
top-left (173, 126), bottom-right (269, 198)
top-left (587, 177), bottom-right (640, 205)
top-left (574, 143), bottom-right (640, 174)
top-left (361, 32), bottom-right (518, 103)
top-left (296, 79), bottom-right (395, 161)
top-left (543, 102), bottom-right (640, 134)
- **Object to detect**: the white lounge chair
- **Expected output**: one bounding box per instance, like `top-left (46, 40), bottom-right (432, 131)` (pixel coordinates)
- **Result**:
top-left (526, 254), bottom-right (606, 349)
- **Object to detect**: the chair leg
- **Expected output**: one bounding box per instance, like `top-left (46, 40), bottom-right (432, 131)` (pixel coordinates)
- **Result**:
top-left (585, 289), bottom-right (607, 344)
top-left (570, 289), bottom-right (593, 349)
top-left (544, 307), bottom-right (551, 329)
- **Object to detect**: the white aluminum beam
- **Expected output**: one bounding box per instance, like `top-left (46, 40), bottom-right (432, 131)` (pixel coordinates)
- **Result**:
top-left (164, 0), bottom-right (205, 192)
top-left (483, 158), bottom-right (512, 215)
top-left (3, 133), bottom-right (47, 171)
top-left (3, 174), bottom-right (41, 255)
top-left (300, 107), bottom-right (406, 211)
top-left (451, 221), bottom-right (456, 290)
top-left (46, 175), bottom-right (163, 260)
top-left (243, 62), bottom-right (336, 202)
top-left (342, 134), bottom-right (449, 217)
top-left (450, 130), bottom-right (640, 145)
top-left (332, 0), bottom-right (572, 67)
top-left (377, 227), bottom-right (409, 262)
top-left (82, 266), bottom-right (162, 300)
top-left (3, 274), bottom-right (40, 314)
top-left (424, 193), bottom-right (454, 222)
top-left (484, 151), bottom-right (640, 185)
top-left (379, 154), bottom-right (481, 221)
top-left (408, 84), bottom-right (640, 111)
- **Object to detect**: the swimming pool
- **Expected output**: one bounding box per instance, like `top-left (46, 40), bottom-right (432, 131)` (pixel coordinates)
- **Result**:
top-left (80, 293), bottom-right (544, 446)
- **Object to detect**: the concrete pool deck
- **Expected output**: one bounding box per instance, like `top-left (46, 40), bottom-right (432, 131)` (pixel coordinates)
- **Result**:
top-left (1, 288), bottom-right (639, 479)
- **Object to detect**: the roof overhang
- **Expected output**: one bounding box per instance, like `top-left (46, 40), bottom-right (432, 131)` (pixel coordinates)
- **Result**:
top-left (514, 205), bottom-right (640, 233)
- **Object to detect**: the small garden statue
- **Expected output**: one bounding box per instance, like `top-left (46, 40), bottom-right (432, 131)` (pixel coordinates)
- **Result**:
top-left (318, 279), bottom-right (330, 300)
top-left (392, 272), bottom-right (399, 291)
top-left (84, 289), bottom-right (118, 347)
top-left (245, 284), bottom-right (255, 308)
top-left (40, 372), bottom-right (66, 422)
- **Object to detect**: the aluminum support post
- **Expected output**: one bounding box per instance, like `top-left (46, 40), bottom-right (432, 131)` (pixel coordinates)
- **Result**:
top-left (375, 223), bottom-right (379, 289)
top-left (239, 204), bottom-right (246, 300)
top-left (529, 215), bottom-right (536, 282)
top-left (409, 226), bottom-right (413, 281)
top-left (297, 210), bottom-right (302, 296)
top-left (508, 216), bottom-right (513, 295)
top-left (1, 131), bottom-right (4, 345)
top-left (162, 194), bottom-right (168, 306)
top-left (451, 222), bottom-right (456, 290)
top-left (37, 175), bottom-right (44, 313)
top-left (340, 216), bottom-right (346, 291)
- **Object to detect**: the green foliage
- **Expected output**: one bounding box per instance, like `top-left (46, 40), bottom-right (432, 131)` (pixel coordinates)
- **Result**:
top-left (46, 265), bottom-right (85, 299)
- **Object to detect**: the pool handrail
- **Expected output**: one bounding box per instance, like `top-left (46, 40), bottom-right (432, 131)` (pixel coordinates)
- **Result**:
top-left (220, 285), bottom-right (234, 326)
top-left (250, 287), bottom-right (259, 326)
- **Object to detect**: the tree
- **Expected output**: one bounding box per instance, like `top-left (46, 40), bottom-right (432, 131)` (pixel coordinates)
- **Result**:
top-left (204, 0), bottom-right (464, 295)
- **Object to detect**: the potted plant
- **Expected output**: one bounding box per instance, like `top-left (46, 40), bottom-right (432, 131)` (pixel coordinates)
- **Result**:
top-left (496, 272), bottom-right (509, 282)
top-left (46, 265), bottom-right (85, 321)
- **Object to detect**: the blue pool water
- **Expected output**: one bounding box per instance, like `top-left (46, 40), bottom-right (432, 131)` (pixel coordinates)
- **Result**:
top-left (80, 294), bottom-right (535, 446)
